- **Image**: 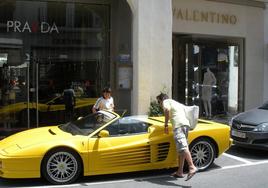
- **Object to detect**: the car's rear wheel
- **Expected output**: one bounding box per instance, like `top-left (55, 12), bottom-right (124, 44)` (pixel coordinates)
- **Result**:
top-left (189, 138), bottom-right (216, 171)
top-left (42, 149), bottom-right (82, 185)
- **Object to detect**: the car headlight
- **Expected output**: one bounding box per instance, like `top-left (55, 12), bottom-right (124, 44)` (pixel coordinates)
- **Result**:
top-left (253, 122), bottom-right (268, 132)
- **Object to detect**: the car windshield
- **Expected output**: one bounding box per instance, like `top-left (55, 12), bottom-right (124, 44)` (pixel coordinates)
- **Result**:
top-left (59, 111), bottom-right (117, 136)
top-left (259, 102), bottom-right (268, 110)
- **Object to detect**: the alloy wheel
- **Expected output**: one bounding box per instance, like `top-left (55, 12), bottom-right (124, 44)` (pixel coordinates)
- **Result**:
top-left (190, 139), bottom-right (215, 171)
top-left (43, 150), bottom-right (81, 184)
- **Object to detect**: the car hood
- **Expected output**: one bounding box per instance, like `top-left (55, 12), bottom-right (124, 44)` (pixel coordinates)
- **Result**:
top-left (233, 108), bottom-right (268, 125)
top-left (0, 126), bottom-right (71, 155)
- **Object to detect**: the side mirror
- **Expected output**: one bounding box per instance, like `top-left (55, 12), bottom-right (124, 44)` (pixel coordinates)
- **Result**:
top-left (148, 126), bottom-right (155, 134)
top-left (98, 130), bottom-right (110, 138)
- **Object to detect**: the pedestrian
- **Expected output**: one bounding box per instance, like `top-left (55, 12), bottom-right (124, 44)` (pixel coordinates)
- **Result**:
top-left (92, 87), bottom-right (114, 113)
top-left (156, 93), bottom-right (197, 181)
top-left (63, 84), bottom-right (76, 122)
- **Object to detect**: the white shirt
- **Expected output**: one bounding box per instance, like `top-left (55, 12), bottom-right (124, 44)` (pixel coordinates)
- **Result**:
top-left (163, 99), bottom-right (190, 129)
top-left (94, 96), bottom-right (114, 111)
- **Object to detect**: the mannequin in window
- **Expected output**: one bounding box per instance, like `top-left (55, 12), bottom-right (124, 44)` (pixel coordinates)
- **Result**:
top-left (201, 68), bottom-right (216, 119)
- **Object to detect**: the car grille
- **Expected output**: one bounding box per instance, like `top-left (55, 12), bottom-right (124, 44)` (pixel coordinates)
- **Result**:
top-left (232, 136), bottom-right (248, 143)
top-left (232, 120), bottom-right (255, 131)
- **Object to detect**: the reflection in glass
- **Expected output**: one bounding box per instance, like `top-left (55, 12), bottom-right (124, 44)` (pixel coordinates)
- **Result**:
top-left (0, 1), bottom-right (109, 138)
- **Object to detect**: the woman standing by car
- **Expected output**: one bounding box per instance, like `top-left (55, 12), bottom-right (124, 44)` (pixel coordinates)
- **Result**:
top-left (92, 87), bottom-right (114, 113)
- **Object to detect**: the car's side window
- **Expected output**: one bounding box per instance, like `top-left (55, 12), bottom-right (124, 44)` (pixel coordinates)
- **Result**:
top-left (104, 120), bottom-right (120, 136)
top-left (128, 122), bottom-right (149, 134)
top-left (104, 119), bottom-right (150, 137)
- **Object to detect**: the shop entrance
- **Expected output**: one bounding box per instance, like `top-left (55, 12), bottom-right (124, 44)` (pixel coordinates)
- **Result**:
top-left (172, 35), bottom-right (244, 122)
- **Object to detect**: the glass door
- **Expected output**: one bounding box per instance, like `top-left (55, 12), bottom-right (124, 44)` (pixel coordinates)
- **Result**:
top-left (0, 48), bottom-right (32, 138)
top-left (0, 49), bottom-right (47, 138)
top-left (172, 36), bottom-right (197, 106)
top-left (173, 35), bottom-right (242, 122)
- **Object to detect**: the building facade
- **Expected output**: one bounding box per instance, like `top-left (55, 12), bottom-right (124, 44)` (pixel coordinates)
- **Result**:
top-left (171, 0), bottom-right (265, 119)
top-left (0, 0), bottom-right (267, 137)
top-left (130, 0), bottom-right (266, 118)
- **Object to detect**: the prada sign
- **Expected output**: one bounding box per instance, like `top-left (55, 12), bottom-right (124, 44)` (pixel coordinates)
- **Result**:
top-left (6, 21), bottom-right (59, 34)
top-left (173, 8), bottom-right (237, 25)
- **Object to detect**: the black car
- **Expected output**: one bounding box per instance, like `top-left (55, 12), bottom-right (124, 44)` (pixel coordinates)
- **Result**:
top-left (230, 101), bottom-right (268, 150)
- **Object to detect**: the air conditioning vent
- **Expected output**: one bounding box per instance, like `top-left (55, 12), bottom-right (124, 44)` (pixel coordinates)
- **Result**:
top-left (157, 142), bottom-right (170, 162)
top-left (100, 145), bottom-right (151, 167)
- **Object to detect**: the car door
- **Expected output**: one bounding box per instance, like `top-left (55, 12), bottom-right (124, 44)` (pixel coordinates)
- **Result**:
top-left (87, 117), bottom-right (176, 175)
top-left (88, 118), bottom-right (152, 173)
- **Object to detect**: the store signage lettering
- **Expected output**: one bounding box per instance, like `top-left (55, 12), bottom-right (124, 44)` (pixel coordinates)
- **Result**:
top-left (173, 8), bottom-right (237, 25)
top-left (6, 21), bottom-right (59, 33)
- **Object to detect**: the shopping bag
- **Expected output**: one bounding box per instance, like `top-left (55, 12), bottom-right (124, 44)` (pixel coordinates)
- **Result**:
top-left (184, 105), bottom-right (199, 130)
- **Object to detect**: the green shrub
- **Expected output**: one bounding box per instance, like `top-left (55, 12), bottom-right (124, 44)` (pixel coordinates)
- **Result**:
top-left (148, 100), bottom-right (163, 116)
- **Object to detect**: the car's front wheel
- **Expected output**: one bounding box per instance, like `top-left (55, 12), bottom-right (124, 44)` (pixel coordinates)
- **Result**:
top-left (41, 149), bottom-right (82, 185)
top-left (189, 138), bottom-right (216, 171)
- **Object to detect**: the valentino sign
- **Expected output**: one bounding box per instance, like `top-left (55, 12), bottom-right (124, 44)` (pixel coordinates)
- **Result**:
top-left (173, 8), bottom-right (237, 25)
top-left (6, 21), bottom-right (59, 34)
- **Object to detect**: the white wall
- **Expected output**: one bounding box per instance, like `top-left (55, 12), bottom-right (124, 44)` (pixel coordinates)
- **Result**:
top-left (172, 0), bottom-right (265, 110)
top-left (127, 0), bottom-right (172, 115)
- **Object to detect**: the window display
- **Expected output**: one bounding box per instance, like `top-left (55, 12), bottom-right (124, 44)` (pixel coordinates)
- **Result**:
top-left (193, 45), bottom-right (240, 119)
top-left (172, 36), bottom-right (243, 122)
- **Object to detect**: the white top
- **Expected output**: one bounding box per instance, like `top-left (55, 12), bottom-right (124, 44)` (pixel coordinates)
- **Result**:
top-left (93, 96), bottom-right (114, 111)
top-left (163, 99), bottom-right (190, 129)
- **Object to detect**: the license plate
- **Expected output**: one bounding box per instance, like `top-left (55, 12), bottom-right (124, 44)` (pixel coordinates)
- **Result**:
top-left (231, 130), bottom-right (246, 138)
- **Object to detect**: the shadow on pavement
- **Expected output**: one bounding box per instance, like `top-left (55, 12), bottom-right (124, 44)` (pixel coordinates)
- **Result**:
top-left (226, 145), bottom-right (268, 160)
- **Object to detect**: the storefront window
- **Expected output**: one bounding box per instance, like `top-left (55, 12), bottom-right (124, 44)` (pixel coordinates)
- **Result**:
top-left (192, 45), bottom-right (240, 119)
top-left (0, 0), bottom-right (110, 138)
top-left (173, 36), bottom-right (243, 122)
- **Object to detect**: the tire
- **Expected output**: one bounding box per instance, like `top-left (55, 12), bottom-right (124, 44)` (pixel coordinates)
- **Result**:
top-left (189, 138), bottom-right (216, 171)
top-left (41, 148), bottom-right (82, 185)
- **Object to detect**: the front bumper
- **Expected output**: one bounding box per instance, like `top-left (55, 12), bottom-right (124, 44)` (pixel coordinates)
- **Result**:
top-left (231, 129), bottom-right (268, 150)
top-left (0, 154), bottom-right (41, 179)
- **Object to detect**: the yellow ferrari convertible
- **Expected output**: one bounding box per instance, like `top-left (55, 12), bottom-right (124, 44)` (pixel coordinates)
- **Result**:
top-left (0, 96), bottom-right (97, 127)
top-left (0, 110), bottom-right (232, 184)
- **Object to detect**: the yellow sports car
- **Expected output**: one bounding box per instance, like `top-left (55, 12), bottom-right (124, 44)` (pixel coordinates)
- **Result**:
top-left (0, 110), bottom-right (232, 185)
top-left (0, 96), bottom-right (97, 126)
top-left (0, 96), bottom-right (97, 115)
